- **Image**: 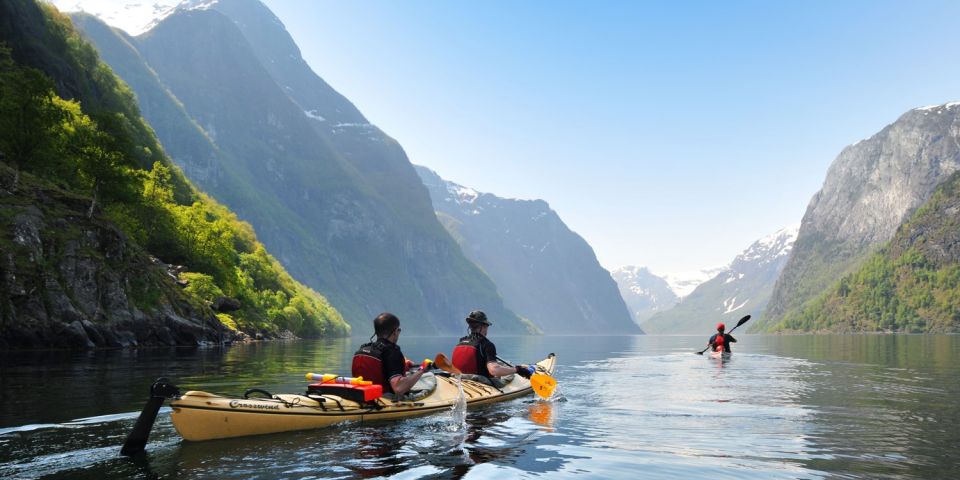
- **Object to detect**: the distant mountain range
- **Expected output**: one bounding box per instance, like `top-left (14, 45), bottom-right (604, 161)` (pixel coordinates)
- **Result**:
top-left (640, 227), bottom-right (797, 334)
top-left (415, 166), bottom-right (640, 334)
top-left (68, 0), bottom-right (535, 334)
top-left (610, 267), bottom-right (678, 323)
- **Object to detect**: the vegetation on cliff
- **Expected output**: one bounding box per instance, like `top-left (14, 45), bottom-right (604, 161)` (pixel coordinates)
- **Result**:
top-left (773, 171), bottom-right (960, 333)
top-left (0, 0), bottom-right (348, 344)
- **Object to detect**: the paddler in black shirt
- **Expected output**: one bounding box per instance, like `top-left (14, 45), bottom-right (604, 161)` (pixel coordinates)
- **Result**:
top-left (708, 322), bottom-right (737, 353)
top-left (352, 312), bottom-right (426, 397)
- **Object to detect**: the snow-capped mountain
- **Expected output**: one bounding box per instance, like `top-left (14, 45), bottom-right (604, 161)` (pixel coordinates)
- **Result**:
top-left (610, 266), bottom-right (679, 323)
top-left (49, 0), bottom-right (216, 36)
top-left (641, 226), bottom-right (799, 334)
top-left (661, 266), bottom-right (728, 298)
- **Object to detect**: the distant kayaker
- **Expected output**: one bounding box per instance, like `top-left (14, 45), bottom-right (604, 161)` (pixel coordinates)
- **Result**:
top-left (352, 312), bottom-right (426, 397)
top-left (708, 322), bottom-right (737, 353)
top-left (452, 310), bottom-right (534, 387)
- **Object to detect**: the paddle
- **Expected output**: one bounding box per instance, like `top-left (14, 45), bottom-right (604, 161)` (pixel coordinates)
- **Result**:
top-left (120, 378), bottom-right (179, 456)
top-left (433, 353), bottom-right (462, 375)
top-left (439, 353), bottom-right (556, 398)
top-left (696, 314), bottom-right (750, 355)
top-left (496, 355), bottom-right (557, 399)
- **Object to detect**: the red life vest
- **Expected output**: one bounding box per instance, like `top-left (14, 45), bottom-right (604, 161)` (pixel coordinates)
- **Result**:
top-left (714, 333), bottom-right (726, 351)
top-left (351, 341), bottom-right (386, 389)
top-left (452, 335), bottom-right (483, 375)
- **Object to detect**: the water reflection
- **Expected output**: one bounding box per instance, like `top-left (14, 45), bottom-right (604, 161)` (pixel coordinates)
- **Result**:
top-left (527, 400), bottom-right (555, 430)
top-left (2, 335), bottom-right (960, 479)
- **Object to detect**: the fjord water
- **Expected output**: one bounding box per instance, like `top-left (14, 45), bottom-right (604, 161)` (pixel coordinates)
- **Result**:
top-left (1, 335), bottom-right (958, 479)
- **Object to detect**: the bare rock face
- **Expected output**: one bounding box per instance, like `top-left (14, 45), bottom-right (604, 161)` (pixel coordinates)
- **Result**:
top-left (763, 103), bottom-right (960, 329)
top-left (0, 166), bottom-right (235, 349)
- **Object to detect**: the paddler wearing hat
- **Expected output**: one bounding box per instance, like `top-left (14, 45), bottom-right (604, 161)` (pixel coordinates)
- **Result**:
top-left (451, 310), bottom-right (534, 387)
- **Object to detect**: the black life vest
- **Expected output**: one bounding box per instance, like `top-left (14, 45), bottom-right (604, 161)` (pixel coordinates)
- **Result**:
top-left (452, 334), bottom-right (487, 376)
top-left (352, 340), bottom-right (407, 389)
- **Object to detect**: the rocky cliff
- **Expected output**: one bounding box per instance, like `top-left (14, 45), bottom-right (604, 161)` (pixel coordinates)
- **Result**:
top-left (0, 164), bottom-right (230, 349)
top-left (774, 170), bottom-right (960, 332)
top-left (761, 103), bottom-right (960, 330)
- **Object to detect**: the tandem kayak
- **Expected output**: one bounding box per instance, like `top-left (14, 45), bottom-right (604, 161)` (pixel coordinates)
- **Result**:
top-left (709, 350), bottom-right (730, 359)
top-left (165, 353), bottom-right (556, 442)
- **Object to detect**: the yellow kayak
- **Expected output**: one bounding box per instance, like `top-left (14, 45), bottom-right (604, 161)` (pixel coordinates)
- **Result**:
top-left (168, 353), bottom-right (556, 442)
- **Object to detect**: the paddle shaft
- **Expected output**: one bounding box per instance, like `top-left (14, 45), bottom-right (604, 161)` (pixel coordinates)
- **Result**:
top-left (495, 355), bottom-right (515, 368)
top-left (120, 378), bottom-right (179, 456)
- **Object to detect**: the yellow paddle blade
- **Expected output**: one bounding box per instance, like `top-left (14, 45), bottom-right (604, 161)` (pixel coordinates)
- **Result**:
top-left (434, 353), bottom-right (462, 375)
top-left (530, 373), bottom-right (557, 399)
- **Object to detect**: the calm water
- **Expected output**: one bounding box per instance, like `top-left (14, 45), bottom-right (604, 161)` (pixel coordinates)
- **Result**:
top-left (1, 335), bottom-right (958, 479)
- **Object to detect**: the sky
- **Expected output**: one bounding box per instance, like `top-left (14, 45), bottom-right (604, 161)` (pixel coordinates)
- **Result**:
top-left (52, 0), bottom-right (960, 275)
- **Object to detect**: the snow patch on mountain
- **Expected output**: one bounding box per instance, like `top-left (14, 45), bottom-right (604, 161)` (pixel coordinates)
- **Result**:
top-left (661, 266), bottom-right (728, 298)
top-left (915, 101), bottom-right (960, 112)
top-left (304, 110), bottom-right (325, 121)
top-left (722, 296), bottom-right (749, 314)
top-left (50, 0), bottom-right (218, 36)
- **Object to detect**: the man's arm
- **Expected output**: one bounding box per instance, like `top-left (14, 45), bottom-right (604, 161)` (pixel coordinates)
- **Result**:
top-left (486, 361), bottom-right (517, 377)
top-left (390, 369), bottom-right (424, 397)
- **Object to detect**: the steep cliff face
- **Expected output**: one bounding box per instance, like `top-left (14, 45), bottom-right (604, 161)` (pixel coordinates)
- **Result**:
top-left (775, 170), bottom-right (960, 332)
top-left (416, 166), bottom-right (639, 334)
top-left (71, 2), bottom-right (530, 334)
top-left (0, 165), bottom-right (230, 349)
top-left (611, 266), bottom-right (678, 324)
top-left (643, 227), bottom-right (796, 334)
top-left (762, 103), bottom-right (960, 330)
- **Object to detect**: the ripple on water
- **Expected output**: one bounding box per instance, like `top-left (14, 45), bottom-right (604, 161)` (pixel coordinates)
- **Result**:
top-left (3, 336), bottom-right (959, 479)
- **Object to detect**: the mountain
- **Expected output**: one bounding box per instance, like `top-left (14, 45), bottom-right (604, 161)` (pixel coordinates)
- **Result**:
top-left (661, 266), bottom-right (728, 299)
top-left (610, 266), bottom-right (678, 323)
top-left (774, 171), bottom-right (960, 332)
top-left (67, 0), bottom-right (534, 335)
top-left (641, 226), bottom-right (798, 334)
top-left (49, 0), bottom-right (183, 36)
top-left (0, 0), bottom-right (348, 348)
top-left (416, 166), bottom-right (640, 334)
top-left (761, 103), bottom-right (960, 331)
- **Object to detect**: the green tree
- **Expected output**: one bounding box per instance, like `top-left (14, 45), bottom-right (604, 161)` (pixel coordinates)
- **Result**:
top-left (0, 45), bottom-right (65, 188)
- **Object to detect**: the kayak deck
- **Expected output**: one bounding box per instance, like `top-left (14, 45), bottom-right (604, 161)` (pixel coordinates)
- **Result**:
top-left (170, 353), bottom-right (556, 441)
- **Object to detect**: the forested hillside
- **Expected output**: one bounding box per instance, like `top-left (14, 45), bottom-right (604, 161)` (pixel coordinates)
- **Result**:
top-left (0, 0), bottom-right (348, 348)
top-left (70, 1), bottom-right (533, 334)
top-left (773, 171), bottom-right (960, 333)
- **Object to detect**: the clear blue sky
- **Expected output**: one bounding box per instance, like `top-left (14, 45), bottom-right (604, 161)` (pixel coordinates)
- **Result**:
top-left (262, 0), bottom-right (959, 274)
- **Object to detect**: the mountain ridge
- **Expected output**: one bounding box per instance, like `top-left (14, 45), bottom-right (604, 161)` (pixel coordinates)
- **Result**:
top-left (641, 226), bottom-right (797, 334)
top-left (416, 165), bottom-right (639, 334)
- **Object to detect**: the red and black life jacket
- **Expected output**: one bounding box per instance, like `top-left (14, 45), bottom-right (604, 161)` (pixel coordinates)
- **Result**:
top-left (452, 334), bottom-right (487, 376)
top-left (713, 333), bottom-right (726, 352)
top-left (352, 340), bottom-right (407, 390)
